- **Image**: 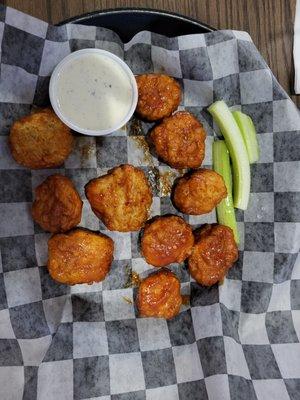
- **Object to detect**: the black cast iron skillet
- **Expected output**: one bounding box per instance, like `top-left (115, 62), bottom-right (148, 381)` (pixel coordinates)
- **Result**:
top-left (60, 7), bottom-right (214, 41)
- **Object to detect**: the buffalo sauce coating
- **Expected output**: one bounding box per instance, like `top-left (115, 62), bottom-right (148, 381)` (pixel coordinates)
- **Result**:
top-left (85, 164), bottom-right (153, 232)
top-left (47, 228), bottom-right (114, 285)
top-left (188, 224), bottom-right (238, 286)
top-left (150, 111), bottom-right (206, 169)
top-left (141, 215), bottom-right (194, 267)
top-left (135, 74), bottom-right (181, 121)
top-left (173, 169), bottom-right (227, 215)
top-left (137, 269), bottom-right (182, 319)
top-left (159, 170), bottom-right (177, 197)
top-left (32, 174), bottom-right (82, 233)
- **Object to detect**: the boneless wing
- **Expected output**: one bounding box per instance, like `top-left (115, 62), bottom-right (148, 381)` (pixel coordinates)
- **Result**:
top-left (173, 169), bottom-right (227, 215)
top-left (137, 269), bottom-right (182, 319)
top-left (188, 224), bottom-right (238, 286)
top-left (32, 174), bottom-right (82, 233)
top-left (9, 108), bottom-right (73, 169)
top-left (135, 74), bottom-right (181, 121)
top-left (48, 228), bottom-right (114, 285)
top-left (141, 215), bottom-right (194, 267)
top-left (85, 164), bottom-right (153, 232)
top-left (150, 111), bottom-right (206, 169)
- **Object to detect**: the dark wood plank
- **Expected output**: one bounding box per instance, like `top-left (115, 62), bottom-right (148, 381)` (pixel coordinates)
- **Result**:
top-left (3, 0), bottom-right (299, 106)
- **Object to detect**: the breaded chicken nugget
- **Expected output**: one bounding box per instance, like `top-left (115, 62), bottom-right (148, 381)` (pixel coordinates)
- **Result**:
top-left (85, 164), bottom-right (153, 232)
top-left (150, 111), bottom-right (206, 169)
top-left (137, 269), bottom-right (182, 319)
top-left (173, 169), bottom-right (227, 215)
top-left (9, 108), bottom-right (73, 169)
top-left (141, 215), bottom-right (194, 267)
top-left (48, 228), bottom-right (114, 285)
top-left (188, 224), bottom-right (238, 286)
top-left (32, 174), bottom-right (82, 233)
top-left (136, 74), bottom-right (181, 121)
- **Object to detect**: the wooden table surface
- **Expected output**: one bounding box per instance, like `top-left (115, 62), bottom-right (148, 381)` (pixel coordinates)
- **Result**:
top-left (3, 0), bottom-right (299, 107)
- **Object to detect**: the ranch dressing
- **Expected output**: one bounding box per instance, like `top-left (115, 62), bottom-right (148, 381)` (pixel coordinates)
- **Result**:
top-left (56, 53), bottom-right (133, 131)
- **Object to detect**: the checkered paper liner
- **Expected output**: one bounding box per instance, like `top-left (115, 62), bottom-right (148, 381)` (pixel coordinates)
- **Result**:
top-left (0, 4), bottom-right (300, 400)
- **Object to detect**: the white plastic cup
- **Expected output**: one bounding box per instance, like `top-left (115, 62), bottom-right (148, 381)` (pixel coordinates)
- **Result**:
top-left (49, 48), bottom-right (138, 136)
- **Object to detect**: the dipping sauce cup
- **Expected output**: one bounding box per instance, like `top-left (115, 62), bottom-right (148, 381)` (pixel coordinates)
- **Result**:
top-left (49, 48), bottom-right (138, 136)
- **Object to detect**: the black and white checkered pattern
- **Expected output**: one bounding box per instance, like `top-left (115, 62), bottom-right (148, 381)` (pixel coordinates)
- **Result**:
top-left (0, 4), bottom-right (299, 399)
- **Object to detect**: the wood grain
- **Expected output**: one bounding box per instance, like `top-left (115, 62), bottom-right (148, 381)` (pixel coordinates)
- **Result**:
top-left (3, 0), bottom-right (299, 106)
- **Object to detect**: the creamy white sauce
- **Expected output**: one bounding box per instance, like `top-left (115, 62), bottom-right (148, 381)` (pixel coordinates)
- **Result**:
top-left (56, 54), bottom-right (133, 131)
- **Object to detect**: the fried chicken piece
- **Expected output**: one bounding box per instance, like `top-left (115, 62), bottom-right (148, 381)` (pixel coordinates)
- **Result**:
top-left (136, 74), bottom-right (181, 121)
top-left (85, 164), bottom-right (153, 232)
top-left (150, 111), bottom-right (206, 169)
top-left (47, 228), bottom-right (114, 285)
top-left (188, 224), bottom-right (238, 286)
top-left (141, 215), bottom-right (194, 267)
top-left (137, 269), bottom-right (182, 319)
top-left (173, 169), bottom-right (227, 215)
top-left (9, 108), bottom-right (73, 169)
top-left (32, 174), bottom-right (82, 233)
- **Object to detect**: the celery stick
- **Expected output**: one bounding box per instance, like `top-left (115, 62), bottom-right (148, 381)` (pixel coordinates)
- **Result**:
top-left (208, 100), bottom-right (250, 210)
top-left (213, 140), bottom-right (239, 243)
top-left (232, 110), bottom-right (260, 163)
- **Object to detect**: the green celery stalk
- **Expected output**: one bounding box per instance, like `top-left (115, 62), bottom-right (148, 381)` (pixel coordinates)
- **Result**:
top-left (232, 110), bottom-right (260, 163)
top-left (213, 140), bottom-right (239, 243)
top-left (208, 100), bottom-right (250, 210)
